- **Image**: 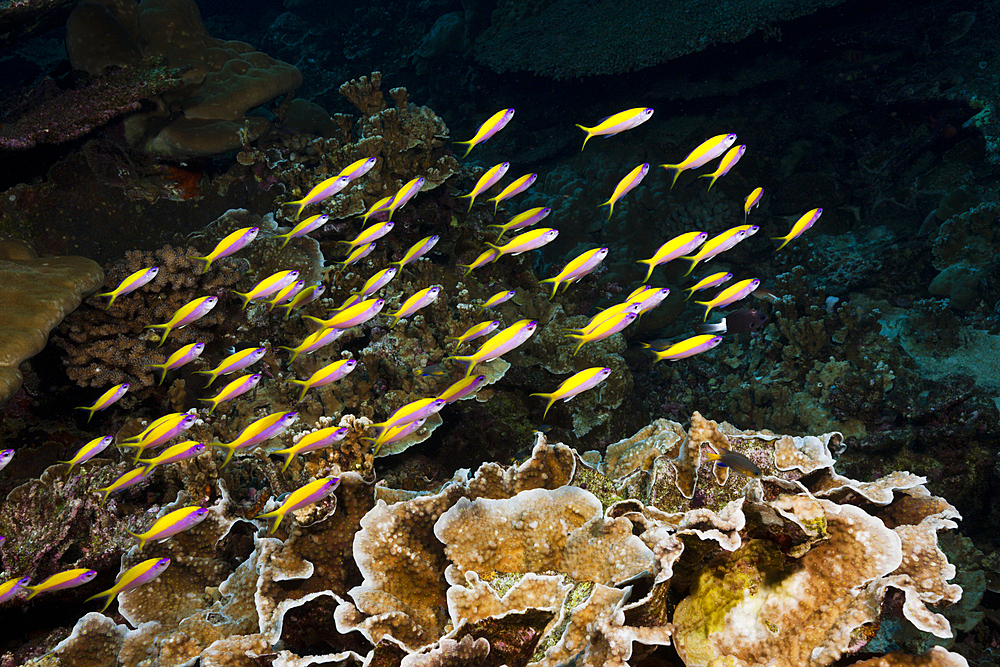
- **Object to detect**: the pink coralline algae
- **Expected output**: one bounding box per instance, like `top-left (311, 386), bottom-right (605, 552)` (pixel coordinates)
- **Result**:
top-left (0, 59), bottom-right (184, 150)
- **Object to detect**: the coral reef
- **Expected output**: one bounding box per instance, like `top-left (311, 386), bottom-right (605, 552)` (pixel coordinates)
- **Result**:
top-left (54, 243), bottom-right (243, 399)
top-left (0, 241), bottom-right (104, 404)
top-left (62, 0), bottom-right (302, 157)
top-left (0, 57), bottom-right (185, 150)
top-left (270, 71), bottom-right (459, 224)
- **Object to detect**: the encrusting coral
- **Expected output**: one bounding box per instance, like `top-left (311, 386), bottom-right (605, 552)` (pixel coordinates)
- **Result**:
top-left (7, 412), bottom-right (971, 667)
top-left (62, 0), bottom-right (302, 157)
top-left (0, 240), bottom-right (105, 404)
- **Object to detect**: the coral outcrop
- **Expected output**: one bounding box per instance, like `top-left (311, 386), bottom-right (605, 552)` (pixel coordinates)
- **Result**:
top-left (62, 0), bottom-right (302, 157)
top-left (0, 241), bottom-right (104, 404)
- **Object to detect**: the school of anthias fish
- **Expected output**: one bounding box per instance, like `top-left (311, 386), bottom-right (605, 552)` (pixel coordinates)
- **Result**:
top-left (0, 107), bottom-right (820, 612)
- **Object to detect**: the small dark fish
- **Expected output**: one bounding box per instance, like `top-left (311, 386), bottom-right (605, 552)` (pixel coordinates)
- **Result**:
top-left (639, 339), bottom-right (673, 352)
top-left (698, 309), bottom-right (768, 335)
top-left (417, 364), bottom-right (447, 377)
top-left (703, 444), bottom-right (761, 478)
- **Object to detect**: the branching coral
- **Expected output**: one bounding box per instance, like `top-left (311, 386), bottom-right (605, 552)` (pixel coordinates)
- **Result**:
top-left (272, 71), bottom-right (458, 223)
top-left (54, 243), bottom-right (242, 398)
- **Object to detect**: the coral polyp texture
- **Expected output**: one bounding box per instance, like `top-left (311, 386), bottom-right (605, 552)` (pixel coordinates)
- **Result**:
top-left (9, 413), bottom-right (969, 667)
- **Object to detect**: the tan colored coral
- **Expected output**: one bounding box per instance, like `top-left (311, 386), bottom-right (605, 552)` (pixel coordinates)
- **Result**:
top-left (435, 486), bottom-right (653, 586)
top-left (445, 571), bottom-right (571, 629)
top-left (23, 612), bottom-right (127, 667)
top-left (118, 486), bottom-right (244, 628)
top-left (600, 418), bottom-right (686, 480)
top-left (674, 501), bottom-right (905, 667)
top-left (0, 244), bottom-right (104, 403)
top-left (465, 435), bottom-right (577, 498)
top-left (399, 635), bottom-right (490, 667)
top-left (339, 71), bottom-right (385, 115)
top-left (338, 484), bottom-right (465, 648)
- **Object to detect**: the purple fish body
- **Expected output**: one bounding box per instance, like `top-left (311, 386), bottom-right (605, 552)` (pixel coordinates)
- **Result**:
top-left (133, 507), bottom-right (210, 547)
top-left (501, 174), bottom-right (537, 201)
top-left (202, 374), bottom-right (262, 414)
top-left (388, 177), bottom-right (426, 218)
top-left (476, 108), bottom-right (514, 144)
top-left (377, 418), bottom-right (427, 447)
top-left (76, 383), bottom-right (130, 421)
top-left (0, 449), bottom-right (13, 472)
top-left (243, 413), bottom-right (299, 449)
top-left (214, 347), bottom-right (267, 379)
top-left (318, 176), bottom-right (352, 199)
top-left (281, 477), bottom-right (339, 515)
top-left (290, 426), bottom-right (350, 456)
top-left (633, 288), bottom-right (672, 312)
top-left (562, 247), bottom-right (609, 282)
top-left (333, 299), bottom-right (386, 329)
top-left (0, 576), bottom-right (31, 603)
top-left (437, 375), bottom-right (488, 403)
top-left (343, 157), bottom-right (378, 180)
top-left (221, 228), bottom-right (259, 255)
top-left (125, 557), bottom-right (172, 589)
top-left (128, 414), bottom-right (198, 451)
top-left (175, 297), bottom-right (219, 328)
top-left (140, 441), bottom-right (206, 472)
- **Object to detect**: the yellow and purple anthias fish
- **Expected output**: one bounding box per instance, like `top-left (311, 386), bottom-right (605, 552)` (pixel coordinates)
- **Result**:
top-left (144, 342), bottom-right (205, 385)
top-left (488, 206), bottom-right (551, 240)
top-left (60, 435), bottom-right (114, 473)
top-left (86, 557), bottom-right (171, 612)
top-left (774, 207), bottom-right (823, 250)
top-left (255, 477), bottom-right (340, 533)
top-left (455, 108), bottom-right (515, 157)
top-left (233, 270), bottom-right (300, 309)
top-left (288, 359), bottom-right (357, 402)
top-left (447, 319), bottom-right (538, 375)
top-left (130, 506), bottom-right (209, 550)
top-left (190, 227), bottom-right (258, 274)
top-left (97, 266), bottom-right (158, 308)
top-left (436, 374), bottom-right (488, 404)
top-left (539, 246), bottom-right (608, 299)
top-left (650, 334), bottom-right (723, 362)
top-left (530, 367), bottom-right (612, 418)
top-left (458, 162), bottom-right (510, 210)
top-left (637, 231), bottom-right (708, 283)
top-left (388, 286), bottom-right (442, 327)
top-left (661, 133), bottom-right (737, 188)
top-left (386, 177), bottom-right (426, 220)
top-left (576, 108), bottom-right (654, 150)
top-left (213, 411), bottom-right (299, 467)
top-left (391, 235), bottom-right (439, 270)
top-left (145, 296), bottom-right (219, 346)
top-left (476, 289), bottom-right (516, 315)
top-left (487, 173), bottom-right (536, 213)
top-left (601, 163), bottom-right (649, 219)
top-left (699, 144), bottom-right (745, 192)
top-left (75, 382), bottom-right (129, 422)
top-left (273, 426), bottom-right (350, 472)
